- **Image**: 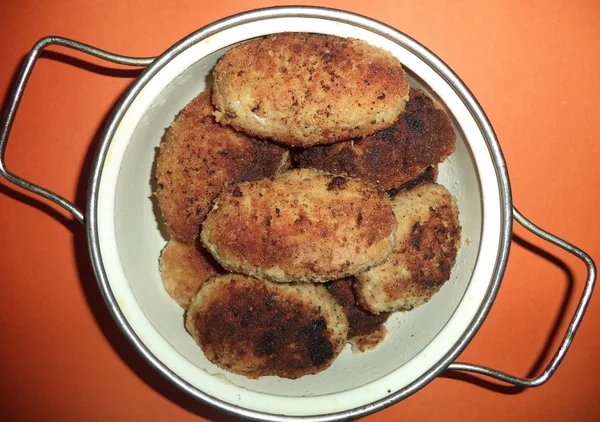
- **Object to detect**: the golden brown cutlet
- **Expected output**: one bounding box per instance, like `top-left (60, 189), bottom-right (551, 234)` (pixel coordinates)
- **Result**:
top-left (212, 33), bottom-right (409, 147)
top-left (185, 274), bottom-right (348, 379)
top-left (355, 182), bottom-right (461, 313)
top-left (159, 239), bottom-right (221, 308)
top-left (201, 168), bottom-right (396, 283)
top-left (155, 89), bottom-right (289, 244)
top-left (293, 89), bottom-right (455, 189)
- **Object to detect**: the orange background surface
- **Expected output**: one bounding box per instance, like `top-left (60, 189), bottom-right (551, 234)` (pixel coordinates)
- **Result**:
top-left (1, 0), bottom-right (599, 421)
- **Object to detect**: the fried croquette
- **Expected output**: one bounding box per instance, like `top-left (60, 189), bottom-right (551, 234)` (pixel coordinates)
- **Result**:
top-left (212, 33), bottom-right (409, 147)
top-left (294, 89), bottom-right (455, 189)
top-left (159, 239), bottom-right (221, 308)
top-left (201, 168), bottom-right (396, 283)
top-left (355, 183), bottom-right (461, 313)
top-left (155, 89), bottom-right (289, 244)
top-left (185, 274), bottom-right (349, 379)
top-left (326, 278), bottom-right (390, 352)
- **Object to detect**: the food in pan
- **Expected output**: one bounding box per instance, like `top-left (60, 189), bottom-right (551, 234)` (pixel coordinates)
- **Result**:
top-left (154, 32), bottom-right (462, 380)
top-left (212, 33), bottom-right (409, 147)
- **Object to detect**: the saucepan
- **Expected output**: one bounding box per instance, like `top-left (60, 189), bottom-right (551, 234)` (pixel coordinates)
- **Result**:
top-left (0, 6), bottom-right (595, 421)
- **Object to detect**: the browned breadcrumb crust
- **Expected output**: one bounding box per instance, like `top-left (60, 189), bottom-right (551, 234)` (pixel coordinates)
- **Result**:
top-left (326, 278), bottom-right (390, 342)
top-left (159, 239), bottom-right (222, 308)
top-left (388, 201), bottom-right (460, 299)
top-left (201, 169), bottom-right (396, 283)
top-left (388, 165), bottom-right (438, 195)
top-left (212, 33), bottom-right (409, 147)
top-left (293, 88), bottom-right (455, 189)
top-left (155, 90), bottom-right (289, 244)
top-left (356, 182), bottom-right (461, 313)
top-left (185, 274), bottom-right (348, 379)
top-left (350, 326), bottom-right (388, 352)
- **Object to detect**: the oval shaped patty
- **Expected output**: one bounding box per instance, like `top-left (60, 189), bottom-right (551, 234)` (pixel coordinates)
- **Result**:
top-left (355, 182), bottom-right (461, 314)
top-left (212, 33), bottom-right (409, 147)
top-left (201, 168), bottom-right (396, 283)
top-left (185, 274), bottom-right (348, 379)
top-left (155, 89), bottom-right (289, 244)
top-left (294, 89), bottom-right (456, 189)
top-left (159, 239), bottom-right (221, 308)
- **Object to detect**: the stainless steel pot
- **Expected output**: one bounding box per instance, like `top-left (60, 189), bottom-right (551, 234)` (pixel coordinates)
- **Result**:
top-left (0, 6), bottom-right (595, 422)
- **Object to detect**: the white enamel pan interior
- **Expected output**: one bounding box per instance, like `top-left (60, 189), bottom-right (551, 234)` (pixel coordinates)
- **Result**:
top-left (88, 7), bottom-right (510, 421)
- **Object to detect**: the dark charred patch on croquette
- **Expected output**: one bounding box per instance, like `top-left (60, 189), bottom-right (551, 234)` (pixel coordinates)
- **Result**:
top-left (388, 165), bottom-right (438, 196)
top-left (294, 89), bottom-right (455, 189)
top-left (327, 176), bottom-right (347, 191)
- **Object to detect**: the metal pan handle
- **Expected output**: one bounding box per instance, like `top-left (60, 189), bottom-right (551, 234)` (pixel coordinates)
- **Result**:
top-left (0, 36), bottom-right (154, 225)
top-left (448, 207), bottom-right (596, 387)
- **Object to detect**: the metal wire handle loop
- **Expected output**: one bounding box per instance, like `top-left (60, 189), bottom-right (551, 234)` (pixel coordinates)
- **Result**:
top-left (0, 36), bottom-right (154, 224)
top-left (448, 207), bottom-right (596, 387)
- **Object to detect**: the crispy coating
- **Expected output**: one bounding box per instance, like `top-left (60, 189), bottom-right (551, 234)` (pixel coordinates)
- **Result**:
top-left (159, 239), bottom-right (221, 308)
top-left (294, 89), bottom-right (455, 189)
top-left (155, 90), bottom-right (289, 244)
top-left (355, 183), bottom-right (461, 313)
top-left (185, 274), bottom-right (348, 379)
top-left (201, 168), bottom-right (396, 283)
top-left (388, 165), bottom-right (438, 196)
top-left (326, 278), bottom-right (390, 352)
top-left (212, 33), bottom-right (409, 147)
